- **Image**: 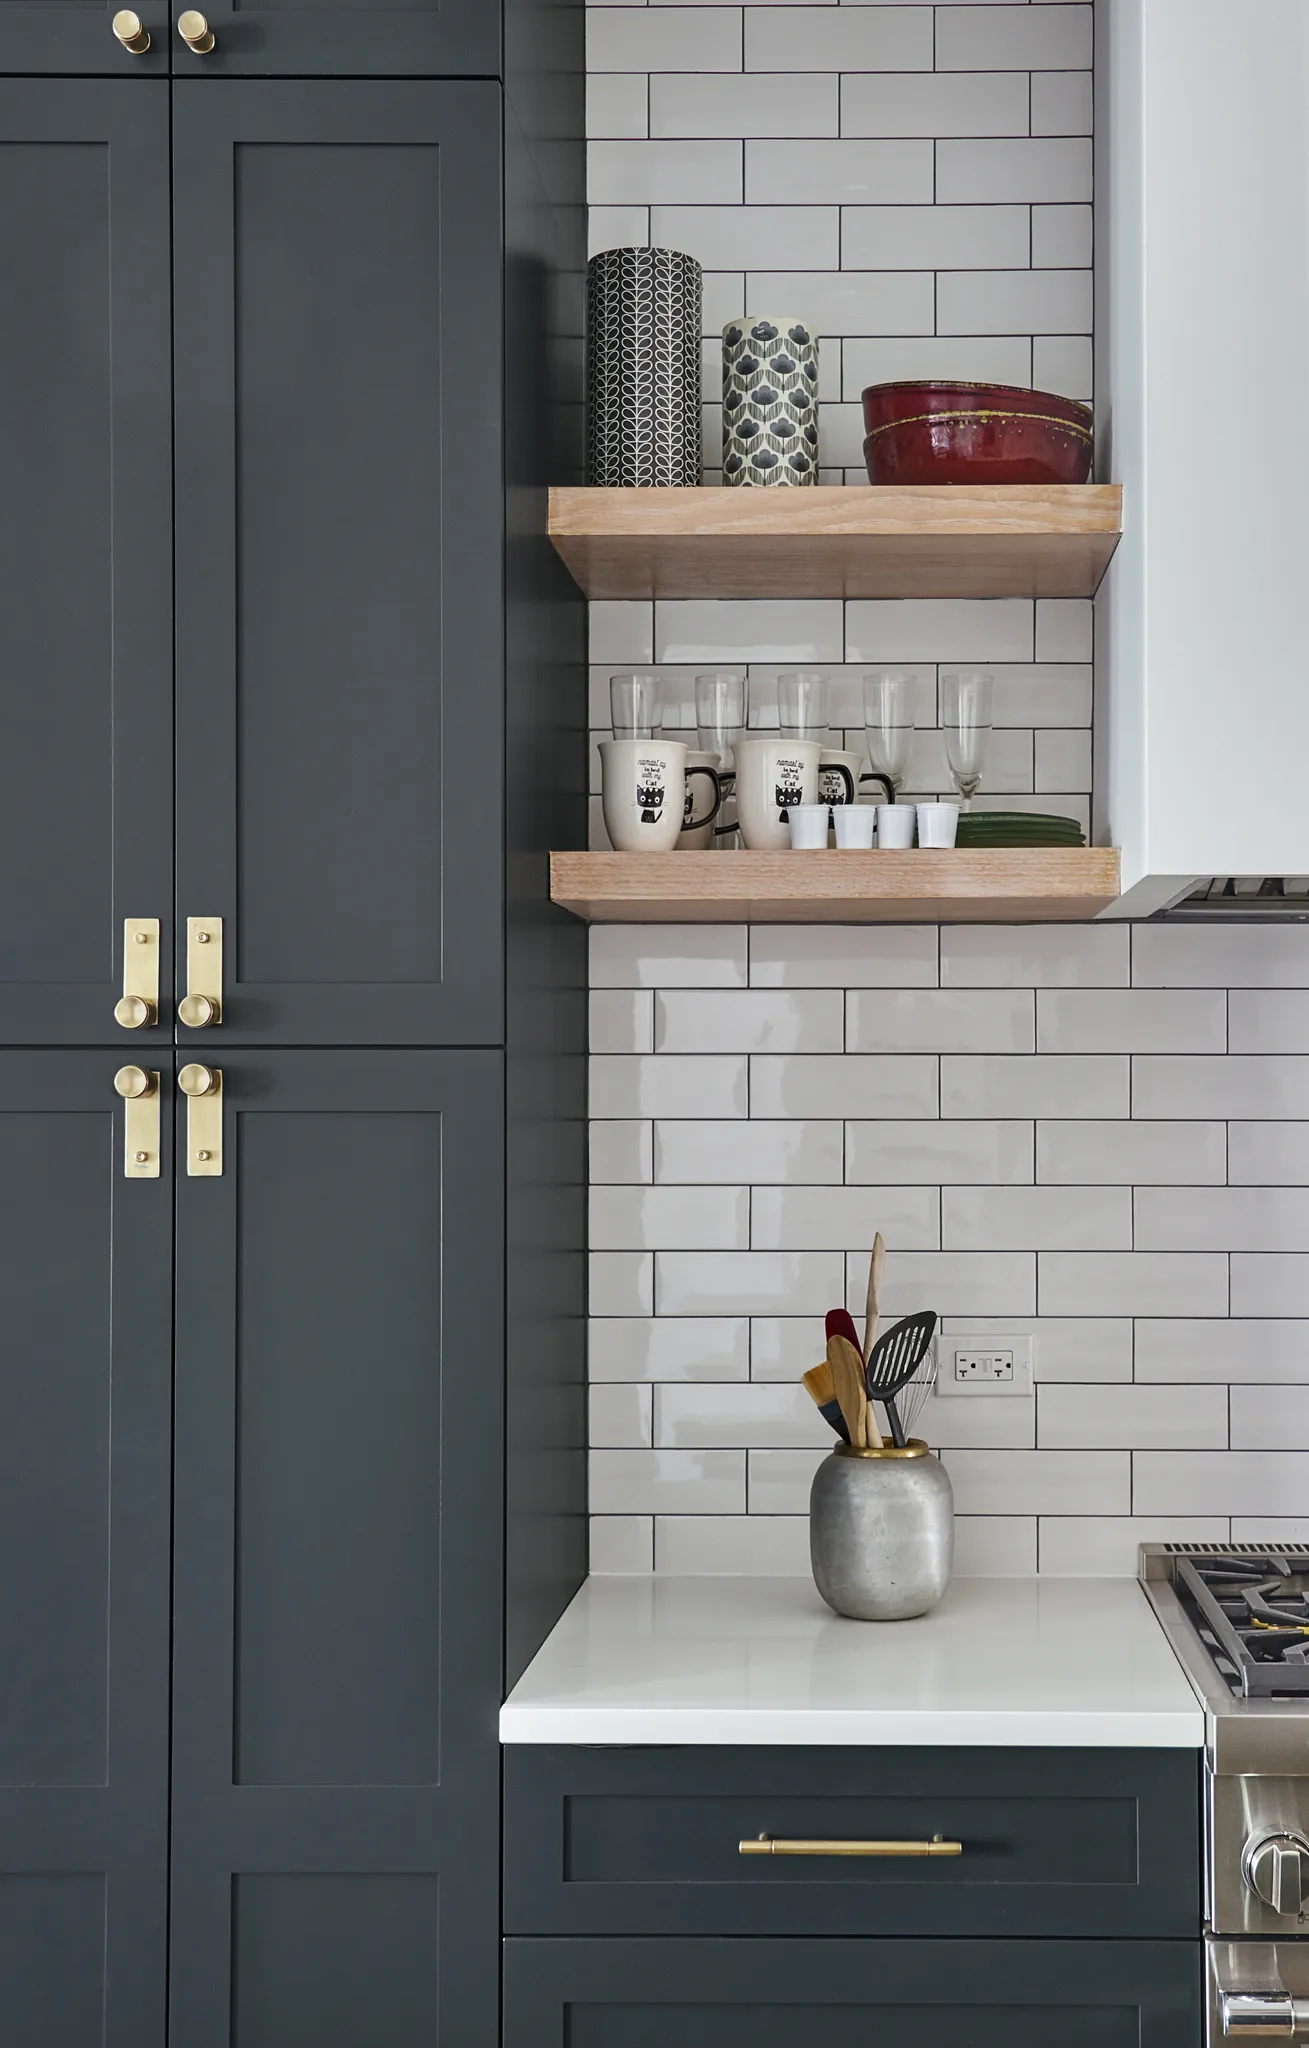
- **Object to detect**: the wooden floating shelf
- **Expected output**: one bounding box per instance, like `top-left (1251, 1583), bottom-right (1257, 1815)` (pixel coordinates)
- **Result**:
top-left (548, 484), bottom-right (1123, 602)
top-left (550, 849), bottom-right (1122, 925)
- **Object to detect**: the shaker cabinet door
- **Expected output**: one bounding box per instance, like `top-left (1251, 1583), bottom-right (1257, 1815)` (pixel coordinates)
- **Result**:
top-left (0, 1054), bottom-right (172, 2048)
top-left (169, 1051), bottom-right (502, 2048)
top-left (172, 83), bottom-right (504, 1048)
top-left (163, 0), bottom-right (496, 80)
top-left (503, 1939), bottom-right (1203, 2048)
top-left (0, 84), bottom-right (173, 1044)
top-left (0, 2), bottom-right (169, 75)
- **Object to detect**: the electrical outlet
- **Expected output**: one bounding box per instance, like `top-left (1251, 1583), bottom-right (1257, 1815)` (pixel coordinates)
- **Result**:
top-left (938, 1332), bottom-right (1034, 1398)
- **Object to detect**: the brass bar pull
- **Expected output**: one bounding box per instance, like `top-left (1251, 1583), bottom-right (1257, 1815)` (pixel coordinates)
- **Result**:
top-left (739, 1835), bottom-right (963, 1859)
top-left (114, 1066), bottom-right (160, 1180)
top-left (177, 8), bottom-right (214, 49)
top-left (115, 917), bottom-right (159, 1030)
top-left (181, 916), bottom-right (222, 1027)
top-left (179, 1064), bottom-right (222, 1177)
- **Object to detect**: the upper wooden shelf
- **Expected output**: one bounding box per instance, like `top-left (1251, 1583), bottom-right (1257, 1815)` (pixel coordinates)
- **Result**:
top-left (551, 849), bottom-right (1122, 925)
top-left (548, 484), bottom-right (1123, 602)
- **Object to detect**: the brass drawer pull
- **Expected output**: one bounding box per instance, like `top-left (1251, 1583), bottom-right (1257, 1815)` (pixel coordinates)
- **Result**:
top-left (739, 1834), bottom-right (962, 1859)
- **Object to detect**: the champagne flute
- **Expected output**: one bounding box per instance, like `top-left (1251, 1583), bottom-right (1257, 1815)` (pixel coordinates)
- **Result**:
top-left (610, 672), bottom-right (662, 738)
top-left (777, 670), bottom-right (830, 741)
top-left (696, 671), bottom-right (747, 850)
top-left (941, 670), bottom-right (993, 809)
top-left (862, 670), bottom-right (916, 801)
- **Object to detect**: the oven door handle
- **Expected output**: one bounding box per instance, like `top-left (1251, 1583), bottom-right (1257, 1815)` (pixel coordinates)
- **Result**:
top-left (1223, 1992), bottom-right (1309, 2037)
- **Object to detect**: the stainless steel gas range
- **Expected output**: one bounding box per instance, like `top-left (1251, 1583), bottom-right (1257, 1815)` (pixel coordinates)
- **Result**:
top-left (1143, 1545), bottom-right (1309, 2041)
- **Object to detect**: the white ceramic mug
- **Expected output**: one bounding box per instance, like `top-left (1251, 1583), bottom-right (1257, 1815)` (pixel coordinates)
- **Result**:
top-left (601, 739), bottom-right (717, 853)
top-left (876, 802), bottom-right (917, 849)
top-left (789, 804), bottom-right (830, 850)
top-left (733, 737), bottom-right (821, 850)
top-left (679, 750), bottom-right (724, 849)
top-left (818, 749), bottom-right (861, 812)
top-left (917, 802), bottom-right (960, 848)
top-left (833, 804), bottom-right (877, 849)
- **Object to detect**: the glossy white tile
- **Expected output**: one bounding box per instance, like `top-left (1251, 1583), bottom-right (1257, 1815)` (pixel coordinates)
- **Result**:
top-left (657, 1249), bottom-right (845, 1315)
top-left (847, 1119), bottom-right (1033, 1186)
top-left (1229, 1123), bottom-right (1309, 1185)
top-left (750, 1317), bottom-right (826, 1382)
top-left (1135, 1320), bottom-right (1309, 1386)
top-left (590, 1316), bottom-right (750, 1382)
top-left (650, 73), bottom-right (838, 139)
top-left (747, 1446), bottom-right (829, 1513)
top-left (934, 3), bottom-right (1092, 70)
top-left (744, 270), bottom-right (934, 339)
top-left (941, 1055), bottom-right (1129, 1119)
top-left (840, 69), bottom-right (1029, 138)
top-left (589, 600), bottom-right (654, 666)
top-left (841, 334), bottom-right (1034, 391)
top-left (589, 1448), bottom-right (747, 1515)
top-left (1031, 204), bottom-right (1093, 269)
top-left (746, 138), bottom-right (933, 204)
top-left (1036, 989), bottom-right (1226, 1054)
top-left (844, 597), bottom-right (1034, 663)
top-left (589, 1516), bottom-right (655, 1574)
top-left (590, 1383), bottom-right (654, 1449)
top-left (941, 923), bottom-right (1129, 987)
top-left (848, 988), bottom-right (1034, 1054)
top-left (851, 1250), bottom-right (1036, 1317)
top-left (1033, 728), bottom-right (1092, 793)
top-left (1133, 1057), bottom-right (1309, 1120)
top-left (914, 1390), bottom-right (1035, 1450)
top-left (745, 4), bottom-right (932, 69)
top-left (590, 924), bottom-right (749, 989)
top-left (587, 74), bottom-right (650, 140)
top-left (937, 137), bottom-right (1092, 203)
top-left (590, 989), bottom-right (655, 1054)
top-left (1037, 1120), bottom-right (1225, 1186)
top-left (655, 1118), bottom-right (842, 1185)
top-left (753, 1183), bottom-right (940, 1250)
top-left (1039, 1253), bottom-right (1227, 1317)
top-left (1133, 1453), bottom-right (1309, 1518)
top-left (990, 664), bottom-right (1092, 728)
top-left (838, 203), bottom-right (1029, 272)
top-left (1037, 1517), bottom-right (1230, 1576)
top-left (942, 1449), bottom-right (1129, 1516)
top-left (944, 1184), bottom-right (1131, 1251)
top-left (1030, 70), bottom-right (1094, 137)
top-left (953, 1517), bottom-right (1039, 1575)
top-left (589, 138), bottom-right (744, 204)
top-left (656, 989), bottom-right (843, 1054)
top-left (654, 1514), bottom-right (810, 1574)
top-left (590, 1120), bottom-right (654, 1185)
top-left (751, 1053), bottom-right (938, 1118)
top-left (937, 268), bottom-right (1093, 336)
top-left (651, 204), bottom-right (840, 272)
top-left (1035, 600), bottom-right (1094, 663)
top-left (1231, 1386), bottom-right (1309, 1451)
top-left (1232, 1257), bottom-right (1309, 1318)
top-left (749, 925), bottom-right (938, 989)
top-left (656, 1381), bottom-right (830, 1448)
top-left (590, 1054), bottom-right (749, 1118)
top-left (1136, 1186), bottom-right (1309, 1254)
top-left (590, 1252), bottom-right (655, 1317)
top-left (588, 6), bottom-right (743, 71)
top-left (1132, 925), bottom-right (1309, 989)
top-left (942, 1317), bottom-right (1134, 1382)
top-left (653, 597), bottom-right (844, 663)
top-left (1038, 1383), bottom-right (1227, 1451)
top-left (1229, 991), bottom-right (1309, 1053)
top-left (1032, 336), bottom-right (1093, 404)
top-left (590, 1184), bottom-right (750, 1251)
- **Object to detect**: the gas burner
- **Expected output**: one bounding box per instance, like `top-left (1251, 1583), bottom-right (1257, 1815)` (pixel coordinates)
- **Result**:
top-left (1178, 1552), bottom-right (1309, 1697)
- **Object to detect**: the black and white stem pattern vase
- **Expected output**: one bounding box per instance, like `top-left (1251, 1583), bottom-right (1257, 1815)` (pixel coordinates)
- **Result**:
top-left (586, 248), bottom-right (703, 487)
top-left (722, 316), bottom-right (819, 484)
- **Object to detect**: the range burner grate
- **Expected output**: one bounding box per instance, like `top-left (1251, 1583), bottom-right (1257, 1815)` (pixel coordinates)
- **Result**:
top-left (1176, 1549), bottom-right (1309, 1698)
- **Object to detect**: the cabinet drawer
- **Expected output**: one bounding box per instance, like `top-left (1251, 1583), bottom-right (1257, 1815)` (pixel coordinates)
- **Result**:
top-left (503, 1937), bottom-right (1202, 2048)
top-left (503, 1746), bottom-right (1200, 1938)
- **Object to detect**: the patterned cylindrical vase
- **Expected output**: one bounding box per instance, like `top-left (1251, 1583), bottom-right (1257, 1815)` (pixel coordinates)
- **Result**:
top-left (586, 248), bottom-right (703, 487)
top-left (722, 316), bottom-right (819, 485)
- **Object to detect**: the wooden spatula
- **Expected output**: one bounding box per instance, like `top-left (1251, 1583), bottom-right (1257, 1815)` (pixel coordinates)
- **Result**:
top-left (802, 1361), bottom-right (850, 1442)
top-left (863, 1232), bottom-right (886, 1365)
top-left (827, 1333), bottom-right (884, 1451)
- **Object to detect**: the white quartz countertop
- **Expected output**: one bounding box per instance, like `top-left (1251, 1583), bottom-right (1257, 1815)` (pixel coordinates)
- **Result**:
top-left (499, 1575), bottom-right (1204, 1748)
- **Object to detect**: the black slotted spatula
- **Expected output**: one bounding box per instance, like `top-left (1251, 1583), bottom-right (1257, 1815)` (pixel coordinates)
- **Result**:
top-left (864, 1310), bottom-right (938, 1449)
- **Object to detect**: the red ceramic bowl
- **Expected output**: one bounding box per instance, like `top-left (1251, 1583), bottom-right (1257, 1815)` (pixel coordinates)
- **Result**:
top-left (860, 380), bottom-right (1094, 486)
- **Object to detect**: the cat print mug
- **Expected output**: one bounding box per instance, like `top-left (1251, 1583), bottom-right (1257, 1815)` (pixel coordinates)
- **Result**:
top-left (600, 739), bottom-right (720, 853)
top-left (733, 737), bottom-right (821, 850)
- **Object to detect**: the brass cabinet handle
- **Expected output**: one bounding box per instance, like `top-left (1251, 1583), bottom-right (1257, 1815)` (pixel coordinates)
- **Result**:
top-left (113, 9), bottom-right (151, 50)
top-left (114, 1066), bottom-right (160, 1180)
top-left (179, 1064), bottom-right (222, 1176)
top-left (116, 917), bottom-right (159, 1029)
top-left (114, 994), bottom-right (156, 1029)
top-left (739, 1835), bottom-right (963, 1859)
top-left (177, 9), bottom-right (214, 49)
top-left (182, 917), bottom-right (223, 1025)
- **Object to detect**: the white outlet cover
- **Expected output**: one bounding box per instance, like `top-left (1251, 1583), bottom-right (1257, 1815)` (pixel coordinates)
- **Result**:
top-left (937, 1330), bottom-right (1034, 1398)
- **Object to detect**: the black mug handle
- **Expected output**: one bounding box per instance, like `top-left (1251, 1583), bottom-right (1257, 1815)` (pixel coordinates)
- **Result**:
top-left (683, 765), bottom-right (722, 832)
top-left (824, 764), bottom-right (855, 805)
top-left (860, 770), bottom-right (894, 805)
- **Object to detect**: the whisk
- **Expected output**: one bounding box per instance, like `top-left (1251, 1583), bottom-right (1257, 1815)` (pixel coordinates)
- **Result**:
top-left (882, 1337), bottom-right (939, 1443)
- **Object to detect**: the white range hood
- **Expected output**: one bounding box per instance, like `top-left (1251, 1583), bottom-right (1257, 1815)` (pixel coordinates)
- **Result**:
top-left (1097, 0), bottom-right (1309, 917)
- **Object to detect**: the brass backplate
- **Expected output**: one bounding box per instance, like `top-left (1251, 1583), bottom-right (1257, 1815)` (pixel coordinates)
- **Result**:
top-left (185, 1070), bottom-right (222, 1177)
top-left (185, 915), bottom-right (223, 1024)
top-left (122, 916), bottom-right (160, 1024)
top-left (121, 1073), bottom-right (161, 1179)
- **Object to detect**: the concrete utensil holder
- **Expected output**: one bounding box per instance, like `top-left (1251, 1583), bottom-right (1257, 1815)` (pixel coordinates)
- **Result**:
top-left (810, 1440), bottom-right (953, 1621)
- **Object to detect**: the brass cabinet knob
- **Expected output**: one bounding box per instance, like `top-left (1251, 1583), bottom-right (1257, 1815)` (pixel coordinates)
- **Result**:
top-left (114, 993), bottom-right (157, 1030)
top-left (177, 9), bottom-right (214, 49)
top-left (113, 9), bottom-right (151, 50)
top-left (115, 1065), bottom-right (157, 1101)
top-left (178, 1063), bottom-right (218, 1098)
top-left (178, 992), bottom-right (219, 1028)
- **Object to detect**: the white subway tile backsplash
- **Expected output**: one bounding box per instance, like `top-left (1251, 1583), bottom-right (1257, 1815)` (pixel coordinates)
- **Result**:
top-left (1037, 1120), bottom-right (1226, 1186)
top-left (750, 1317), bottom-right (825, 1382)
top-left (745, 5), bottom-right (933, 71)
top-left (1037, 1517), bottom-right (1230, 1576)
top-left (656, 1381), bottom-right (830, 1447)
top-left (943, 1449), bottom-right (1129, 1516)
top-left (746, 139), bottom-right (933, 205)
top-left (589, 138), bottom-right (744, 204)
top-left (1133, 925), bottom-right (1309, 988)
top-left (654, 1514), bottom-right (810, 1574)
top-left (1232, 1257), bottom-right (1309, 1318)
top-left (1229, 1123), bottom-right (1309, 1185)
top-left (936, 138), bottom-right (1092, 204)
top-left (1134, 1058), bottom-right (1309, 1121)
top-left (591, 1120), bottom-right (655, 1184)
top-left (1229, 991), bottom-right (1309, 1053)
top-left (840, 203), bottom-right (1030, 272)
top-left (849, 988), bottom-right (1033, 1054)
top-left (1030, 71), bottom-right (1094, 137)
top-left (590, 989), bottom-right (655, 1054)
top-left (590, 1183), bottom-right (750, 1250)
top-left (590, 1448), bottom-right (747, 1514)
top-left (651, 204), bottom-right (840, 271)
top-left (1039, 1383), bottom-right (1227, 1451)
top-left (1037, 990), bottom-right (1226, 1054)
top-left (1136, 1186), bottom-right (1309, 1254)
top-left (840, 70), bottom-right (1030, 139)
top-left (750, 925), bottom-right (938, 988)
top-left (855, 1250), bottom-right (1036, 1317)
top-left (849, 1119), bottom-right (1033, 1185)
top-left (1032, 334), bottom-right (1093, 400)
top-left (1035, 599), bottom-right (1094, 663)
top-left (936, 268), bottom-right (1093, 336)
top-left (752, 1053), bottom-right (938, 1117)
top-left (590, 1517), bottom-right (655, 1574)
top-left (589, 205), bottom-right (650, 256)
top-left (587, 74), bottom-right (650, 140)
top-left (942, 1317), bottom-right (1134, 1382)
top-left (650, 72), bottom-right (838, 138)
top-left (954, 1518), bottom-right (1039, 1575)
top-left (747, 1446), bottom-right (831, 1513)
top-left (1134, 1453), bottom-right (1309, 1518)
top-left (753, 1183), bottom-right (940, 1249)
top-left (590, 1383), bottom-right (655, 1448)
top-left (1232, 1386), bottom-right (1309, 1451)
top-left (588, 7), bottom-right (743, 72)
top-left (917, 1391), bottom-right (1035, 1449)
top-left (1039, 1253), bottom-right (1228, 1317)
top-left (942, 925), bottom-right (1130, 987)
top-left (654, 597), bottom-right (844, 662)
top-left (841, 334), bottom-right (1034, 391)
top-left (591, 1316), bottom-right (751, 1382)
top-left (845, 597), bottom-right (1034, 663)
top-left (944, 1184), bottom-right (1131, 1251)
top-left (657, 1249), bottom-right (845, 1315)
top-left (1135, 1321), bottom-right (1309, 1386)
top-left (991, 664), bottom-right (1092, 728)
top-left (591, 1054), bottom-right (749, 1118)
top-left (657, 989), bottom-right (843, 1053)
top-left (1031, 203), bottom-right (1093, 268)
top-left (656, 1118), bottom-right (842, 1184)
top-left (934, 4), bottom-right (1092, 73)
top-left (590, 1251), bottom-right (655, 1317)
top-left (1033, 727), bottom-right (1092, 792)
top-left (942, 1055), bottom-right (1129, 1119)
top-left (592, 925), bottom-right (748, 988)
top-left (744, 270), bottom-right (934, 338)
top-left (589, 600), bottom-right (654, 665)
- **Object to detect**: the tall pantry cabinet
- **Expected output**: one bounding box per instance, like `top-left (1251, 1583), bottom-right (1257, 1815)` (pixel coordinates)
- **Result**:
top-left (0, 3), bottom-right (587, 2041)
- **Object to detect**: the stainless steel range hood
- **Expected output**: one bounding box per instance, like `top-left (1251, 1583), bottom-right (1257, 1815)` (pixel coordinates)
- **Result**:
top-left (1156, 880), bottom-right (1309, 923)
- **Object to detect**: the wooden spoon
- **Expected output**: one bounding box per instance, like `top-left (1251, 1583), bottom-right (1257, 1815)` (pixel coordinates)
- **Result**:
top-left (864, 1232), bottom-right (886, 1365)
top-left (827, 1333), bottom-right (884, 1451)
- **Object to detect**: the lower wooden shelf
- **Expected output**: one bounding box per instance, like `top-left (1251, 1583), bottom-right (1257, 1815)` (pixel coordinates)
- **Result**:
top-left (550, 848), bottom-right (1121, 924)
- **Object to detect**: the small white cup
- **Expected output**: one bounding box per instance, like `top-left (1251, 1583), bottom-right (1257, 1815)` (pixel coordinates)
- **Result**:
top-left (917, 802), bottom-right (960, 848)
top-left (876, 803), bottom-right (916, 849)
top-left (833, 804), bottom-right (877, 850)
top-left (789, 804), bottom-right (830, 850)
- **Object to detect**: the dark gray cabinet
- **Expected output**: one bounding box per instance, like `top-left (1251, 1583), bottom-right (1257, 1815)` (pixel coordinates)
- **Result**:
top-left (0, 3), bottom-right (169, 76)
top-left (173, 83), bottom-right (504, 1048)
top-left (0, 83), bottom-right (172, 1045)
top-left (0, 1054), bottom-right (172, 2047)
top-left (168, 1051), bottom-right (503, 2045)
top-left (503, 1938), bottom-right (1203, 2047)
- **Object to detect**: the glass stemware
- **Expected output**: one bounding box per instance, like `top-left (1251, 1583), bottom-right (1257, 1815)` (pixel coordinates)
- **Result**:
top-left (695, 670), bottom-right (747, 765)
top-left (941, 670), bottom-right (993, 809)
top-left (862, 670), bottom-right (916, 798)
top-left (610, 671), bottom-right (662, 739)
top-left (777, 670), bottom-right (830, 741)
